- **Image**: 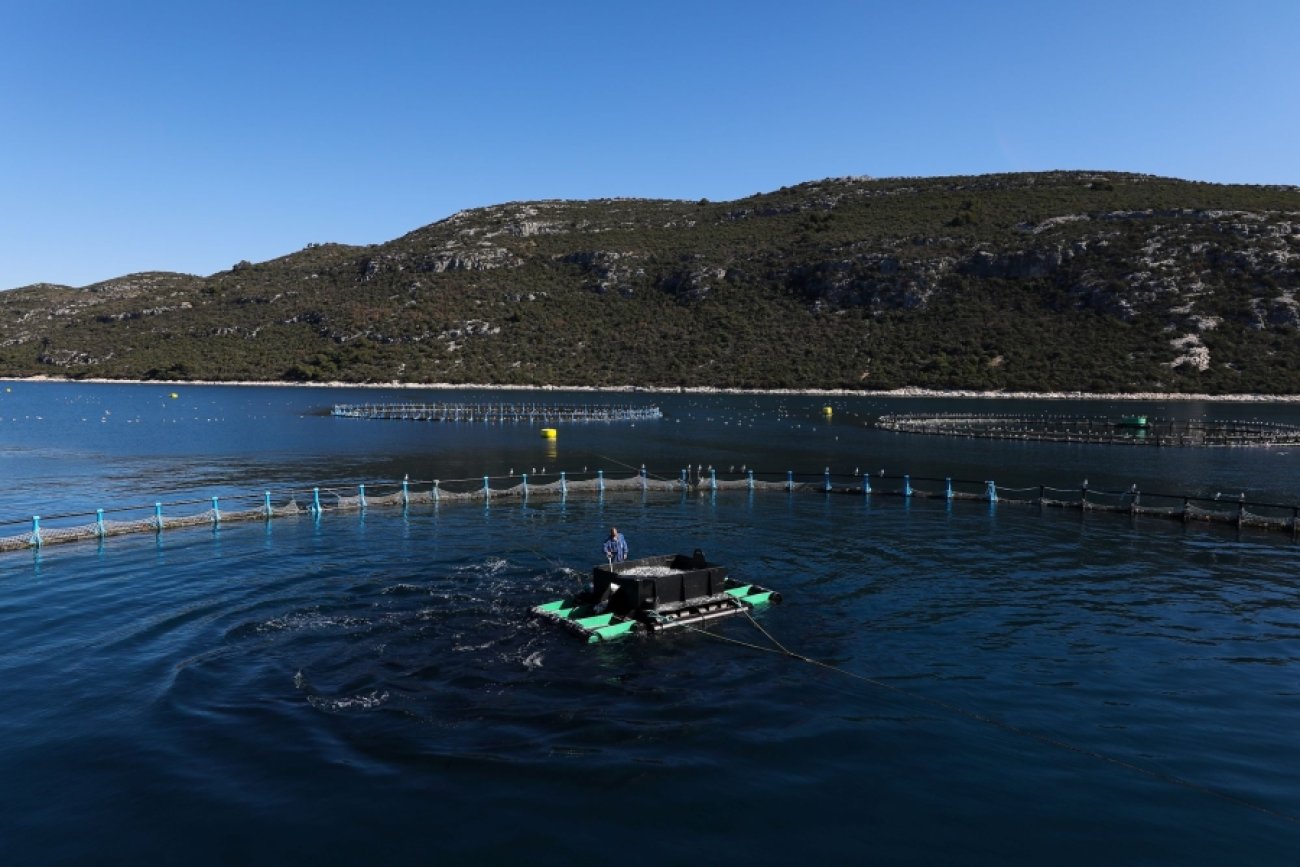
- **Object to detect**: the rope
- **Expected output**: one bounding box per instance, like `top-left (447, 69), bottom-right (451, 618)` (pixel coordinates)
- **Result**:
top-left (680, 613), bottom-right (1300, 828)
top-left (595, 454), bottom-right (676, 483)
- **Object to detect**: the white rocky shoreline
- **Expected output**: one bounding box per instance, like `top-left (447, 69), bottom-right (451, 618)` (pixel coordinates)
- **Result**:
top-left (5, 374), bottom-right (1300, 403)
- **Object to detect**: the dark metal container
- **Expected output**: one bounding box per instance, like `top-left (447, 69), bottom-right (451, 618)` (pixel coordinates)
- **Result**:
top-left (591, 551), bottom-right (729, 615)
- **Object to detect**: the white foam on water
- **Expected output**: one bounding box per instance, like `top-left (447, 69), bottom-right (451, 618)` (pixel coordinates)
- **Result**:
top-left (257, 612), bottom-right (370, 634)
top-left (380, 583), bottom-right (427, 595)
top-left (307, 689), bottom-right (389, 712)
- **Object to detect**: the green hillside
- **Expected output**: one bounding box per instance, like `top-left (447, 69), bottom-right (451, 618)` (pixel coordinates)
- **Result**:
top-left (2, 171), bottom-right (1298, 392)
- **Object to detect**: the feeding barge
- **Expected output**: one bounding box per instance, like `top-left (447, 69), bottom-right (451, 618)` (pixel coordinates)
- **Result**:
top-left (533, 550), bottom-right (781, 643)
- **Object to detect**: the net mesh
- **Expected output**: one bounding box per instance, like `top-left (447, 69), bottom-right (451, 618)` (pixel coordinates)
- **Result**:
top-left (3, 472), bottom-right (1297, 555)
top-left (877, 413), bottom-right (1300, 447)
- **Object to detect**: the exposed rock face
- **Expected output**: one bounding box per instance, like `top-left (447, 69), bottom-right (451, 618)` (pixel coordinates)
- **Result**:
top-left (37, 348), bottom-right (111, 367)
top-left (661, 262), bottom-right (726, 303)
top-left (961, 246), bottom-right (1076, 280)
top-left (1253, 291), bottom-right (1300, 328)
top-left (1168, 333), bottom-right (1211, 371)
top-left (782, 254), bottom-right (949, 312)
top-left (559, 250), bottom-right (647, 295)
top-left (418, 248), bottom-right (520, 272)
top-left (357, 241), bottom-right (523, 282)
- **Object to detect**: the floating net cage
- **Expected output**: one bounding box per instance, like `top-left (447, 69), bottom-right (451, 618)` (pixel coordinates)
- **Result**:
top-left (876, 413), bottom-right (1300, 447)
top-left (330, 402), bottom-right (662, 423)
top-left (3, 467), bottom-right (1298, 556)
top-left (0, 469), bottom-right (793, 555)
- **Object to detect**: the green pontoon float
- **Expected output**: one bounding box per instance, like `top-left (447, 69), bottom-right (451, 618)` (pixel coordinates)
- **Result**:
top-left (533, 550), bottom-right (781, 643)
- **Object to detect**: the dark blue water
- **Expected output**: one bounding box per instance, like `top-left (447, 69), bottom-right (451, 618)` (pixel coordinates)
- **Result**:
top-left (2, 381), bottom-right (1300, 865)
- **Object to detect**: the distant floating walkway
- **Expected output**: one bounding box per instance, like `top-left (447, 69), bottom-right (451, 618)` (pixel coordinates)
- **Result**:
top-left (876, 413), bottom-right (1300, 447)
top-left (330, 402), bottom-right (662, 423)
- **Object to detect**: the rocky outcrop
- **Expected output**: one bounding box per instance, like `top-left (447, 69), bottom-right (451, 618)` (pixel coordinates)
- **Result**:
top-left (660, 261), bottom-right (726, 303)
top-left (1251, 291), bottom-right (1300, 329)
top-left (960, 246), bottom-right (1076, 280)
top-left (781, 254), bottom-right (950, 312)
top-left (559, 250), bottom-right (646, 295)
top-left (417, 247), bottom-right (521, 273)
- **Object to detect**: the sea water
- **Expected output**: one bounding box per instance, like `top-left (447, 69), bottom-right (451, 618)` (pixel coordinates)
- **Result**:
top-left (0, 382), bottom-right (1298, 865)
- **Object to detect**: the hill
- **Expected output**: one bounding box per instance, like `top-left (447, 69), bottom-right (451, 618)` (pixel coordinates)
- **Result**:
top-left (2, 171), bottom-right (1298, 392)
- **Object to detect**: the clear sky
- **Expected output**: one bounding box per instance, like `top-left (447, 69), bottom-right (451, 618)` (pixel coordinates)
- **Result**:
top-left (2, 0), bottom-right (1297, 290)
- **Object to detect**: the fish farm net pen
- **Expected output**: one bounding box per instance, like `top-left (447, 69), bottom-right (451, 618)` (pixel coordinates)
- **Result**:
top-left (33, 494), bottom-right (262, 523)
top-left (875, 413), bottom-right (1300, 447)
top-left (329, 402), bottom-right (663, 423)
top-left (3, 468), bottom-right (1300, 555)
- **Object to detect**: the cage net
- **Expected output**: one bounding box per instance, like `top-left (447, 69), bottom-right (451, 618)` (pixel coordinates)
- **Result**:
top-left (2, 469), bottom-right (1297, 555)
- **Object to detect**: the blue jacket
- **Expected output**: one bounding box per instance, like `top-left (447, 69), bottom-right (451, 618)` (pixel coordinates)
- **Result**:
top-left (603, 532), bottom-right (628, 562)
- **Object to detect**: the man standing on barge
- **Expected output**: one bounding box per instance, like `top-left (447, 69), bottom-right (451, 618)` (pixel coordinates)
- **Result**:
top-left (603, 527), bottom-right (629, 563)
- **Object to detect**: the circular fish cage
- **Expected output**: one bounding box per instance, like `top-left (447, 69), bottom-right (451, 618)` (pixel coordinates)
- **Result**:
top-left (874, 413), bottom-right (1300, 447)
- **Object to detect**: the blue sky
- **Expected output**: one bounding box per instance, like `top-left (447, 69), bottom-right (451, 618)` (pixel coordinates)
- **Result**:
top-left (2, 0), bottom-right (1297, 290)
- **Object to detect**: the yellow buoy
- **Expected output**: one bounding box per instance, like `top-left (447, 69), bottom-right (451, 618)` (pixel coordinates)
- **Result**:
top-left (170, 392), bottom-right (179, 399)
top-left (540, 428), bottom-right (557, 439)
top-left (822, 406), bottom-right (833, 416)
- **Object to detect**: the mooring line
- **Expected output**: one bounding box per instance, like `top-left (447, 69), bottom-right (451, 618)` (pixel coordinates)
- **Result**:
top-left (681, 612), bottom-right (1300, 828)
top-left (524, 545), bottom-right (586, 586)
top-left (594, 454), bottom-right (675, 483)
